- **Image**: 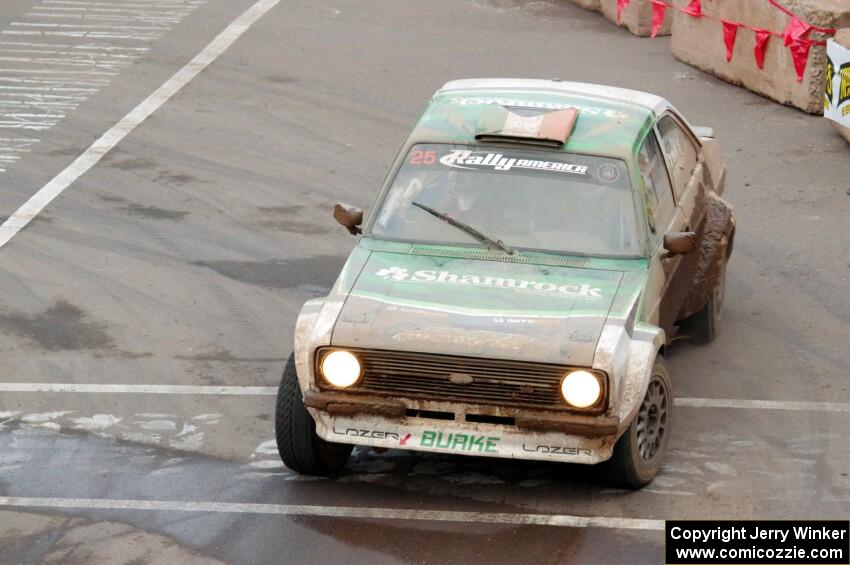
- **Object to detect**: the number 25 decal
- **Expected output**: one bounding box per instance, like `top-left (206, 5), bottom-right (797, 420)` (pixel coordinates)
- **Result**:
top-left (409, 150), bottom-right (436, 165)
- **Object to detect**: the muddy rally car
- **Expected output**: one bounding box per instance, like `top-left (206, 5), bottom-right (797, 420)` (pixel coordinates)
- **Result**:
top-left (275, 79), bottom-right (735, 487)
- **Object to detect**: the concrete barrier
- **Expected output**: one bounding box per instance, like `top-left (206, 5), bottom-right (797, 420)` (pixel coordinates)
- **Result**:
top-left (671, 0), bottom-right (850, 114)
top-left (566, 0), bottom-right (672, 37)
top-left (832, 29), bottom-right (850, 143)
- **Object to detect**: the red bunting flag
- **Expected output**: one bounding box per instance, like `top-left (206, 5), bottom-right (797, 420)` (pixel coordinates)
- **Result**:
top-left (650, 0), bottom-right (667, 38)
top-left (644, 0), bottom-right (837, 83)
top-left (753, 28), bottom-right (772, 69)
top-left (782, 17), bottom-right (815, 82)
top-left (617, 0), bottom-right (630, 24)
top-left (722, 20), bottom-right (739, 62)
top-left (783, 17), bottom-right (812, 46)
top-left (682, 0), bottom-right (702, 17)
top-left (787, 38), bottom-right (815, 82)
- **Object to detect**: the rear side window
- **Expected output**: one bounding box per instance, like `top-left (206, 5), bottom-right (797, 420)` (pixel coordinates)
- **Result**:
top-left (638, 133), bottom-right (675, 235)
top-left (657, 115), bottom-right (699, 196)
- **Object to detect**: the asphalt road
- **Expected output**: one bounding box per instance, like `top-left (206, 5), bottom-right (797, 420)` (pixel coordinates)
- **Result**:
top-left (0, 0), bottom-right (849, 563)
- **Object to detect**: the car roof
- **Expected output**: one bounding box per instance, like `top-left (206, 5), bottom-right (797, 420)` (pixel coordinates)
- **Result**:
top-left (408, 79), bottom-right (671, 159)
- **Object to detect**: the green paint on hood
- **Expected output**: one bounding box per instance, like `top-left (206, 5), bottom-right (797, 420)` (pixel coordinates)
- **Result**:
top-left (331, 249), bottom-right (649, 365)
top-left (352, 251), bottom-right (623, 317)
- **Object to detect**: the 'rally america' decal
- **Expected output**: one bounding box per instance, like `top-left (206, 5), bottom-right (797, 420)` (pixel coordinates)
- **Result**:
top-left (374, 266), bottom-right (604, 299)
top-left (439, 149), bottom-right (588, 175)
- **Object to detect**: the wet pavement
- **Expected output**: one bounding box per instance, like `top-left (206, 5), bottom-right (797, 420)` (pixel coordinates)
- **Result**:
top-left (1, 0), bottom-right (849, 563)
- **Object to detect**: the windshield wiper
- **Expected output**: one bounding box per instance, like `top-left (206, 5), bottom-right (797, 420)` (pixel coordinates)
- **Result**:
top-left (411, 201), bottom-right (514, 255)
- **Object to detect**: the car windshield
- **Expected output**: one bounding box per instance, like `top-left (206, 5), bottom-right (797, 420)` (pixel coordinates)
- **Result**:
top-left (370, 143), bottom-right (641, 257)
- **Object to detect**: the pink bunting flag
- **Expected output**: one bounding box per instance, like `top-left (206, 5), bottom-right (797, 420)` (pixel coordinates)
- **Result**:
top-left (722, 20), bottom-right (739, 62)
top-left (650, 0), bottom-right (667, 38)
top-left (682, 0), bottom-right (702, 17)
top-left (617, 0), bottom-right (630, 24)
top-left (753, 28), bottom-right (772, 69)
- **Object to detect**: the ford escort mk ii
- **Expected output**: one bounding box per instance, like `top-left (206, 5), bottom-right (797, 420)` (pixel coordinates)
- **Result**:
top-left (275, 79), bottom-right (735, 488)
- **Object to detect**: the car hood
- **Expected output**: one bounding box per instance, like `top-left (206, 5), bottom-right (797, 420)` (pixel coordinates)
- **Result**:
top-left (331, 251), bottom-right (625, 366)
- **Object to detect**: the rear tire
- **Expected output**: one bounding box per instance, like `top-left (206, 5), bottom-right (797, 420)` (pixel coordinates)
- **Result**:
top-left (607, 358), bottom-right (672, 489)
top-left (687, 259), bottom-right (726, 343)
top-left (275, 353), bottom-right (352, 475)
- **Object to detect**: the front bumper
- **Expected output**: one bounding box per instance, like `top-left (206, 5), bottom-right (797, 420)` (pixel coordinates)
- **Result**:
top-left (305, 390), bottom-right (621, 464)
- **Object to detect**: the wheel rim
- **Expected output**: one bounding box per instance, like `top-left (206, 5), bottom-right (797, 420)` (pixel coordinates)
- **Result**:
top-left (636, 376), bottom-right (669, 462)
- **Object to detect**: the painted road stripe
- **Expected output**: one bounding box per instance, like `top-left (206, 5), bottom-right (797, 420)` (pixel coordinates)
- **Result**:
top-left (0, 383), bottom-right (848, 412)
top-left (0, 0), bottom-right (279, 246)
top-left (0, 383), bottom-right (278, 395)
top-left (0, 496), bottom-right (665, 531)
top-left (675, 397), bottom-right (850, 412)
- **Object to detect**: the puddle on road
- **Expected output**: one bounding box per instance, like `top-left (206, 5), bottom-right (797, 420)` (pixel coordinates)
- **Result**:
top-left (0, 427), bottom-right (664, 564)
top-left (0, 300), bottom-right (151, 358)
top-left (5, 409), bottom-right (847, 509)
top-left (0, 300), bottom-right (114, 352)
top-left (0, 509), bottom-right (225, 565)
top-left (0, 420), bottom-right (847, 565)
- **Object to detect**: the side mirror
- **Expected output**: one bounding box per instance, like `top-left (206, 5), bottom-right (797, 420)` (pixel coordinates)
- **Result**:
top-left (663, 231), bottom-right (698, 256)
top-left (333, 202), bottom-right (363, 235)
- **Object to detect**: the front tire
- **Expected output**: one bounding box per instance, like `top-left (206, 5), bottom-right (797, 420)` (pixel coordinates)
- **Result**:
top-left (275, 353), bottom-right (352, 475)
top-left (607, 358), bottom-right (673, 489)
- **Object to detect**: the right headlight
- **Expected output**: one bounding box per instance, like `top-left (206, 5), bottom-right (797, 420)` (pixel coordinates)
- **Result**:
top-left (320, 350), bottom-right (362, 388)
top-left (560, 370), bottom-right (603, 408)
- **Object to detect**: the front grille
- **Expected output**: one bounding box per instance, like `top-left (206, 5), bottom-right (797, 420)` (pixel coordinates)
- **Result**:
top-left (316, 348), bottom-right (603, 412)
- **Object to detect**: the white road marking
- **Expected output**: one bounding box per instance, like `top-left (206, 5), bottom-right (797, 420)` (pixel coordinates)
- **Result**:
top-left (675, 397), bottom-right (850, 412)
top-left (0, 0), bottom-right (278, 243)
top-left (0, 383), bottom-right (848, 412)
top-left (0, 137), bottom-right (39, 171)
top-left (0, 40), bottom-right (150, 52)
top-left (0, 1), bottom-right (207, 173)
top-left (0, 496), bottom-right (665, 531)
top-left (0, 383), bottom-right (278, 395)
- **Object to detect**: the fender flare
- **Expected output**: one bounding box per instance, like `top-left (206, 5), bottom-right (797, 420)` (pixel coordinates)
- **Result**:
top-left (293, 297), bottom-right (344, 393)
top-left (613, 325), bottom-right (666, 437)
top-left (678, 193), bottom-right (735, 320)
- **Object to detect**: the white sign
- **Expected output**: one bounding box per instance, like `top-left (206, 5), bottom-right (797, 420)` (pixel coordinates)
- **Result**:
top-left (825, 39), bottom-right (850, 128)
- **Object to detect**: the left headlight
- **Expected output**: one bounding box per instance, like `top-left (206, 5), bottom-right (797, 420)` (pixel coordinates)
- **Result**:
top-left (320, 350), bottom-right (362, 388)
top-left (560, 370), bottom-right (603, 409)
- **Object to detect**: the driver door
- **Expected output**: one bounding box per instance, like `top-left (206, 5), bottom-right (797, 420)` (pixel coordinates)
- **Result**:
top-left (640, 129), bottom-right (686, 328)
top-left (655, 113), bottom-right (706, 333)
